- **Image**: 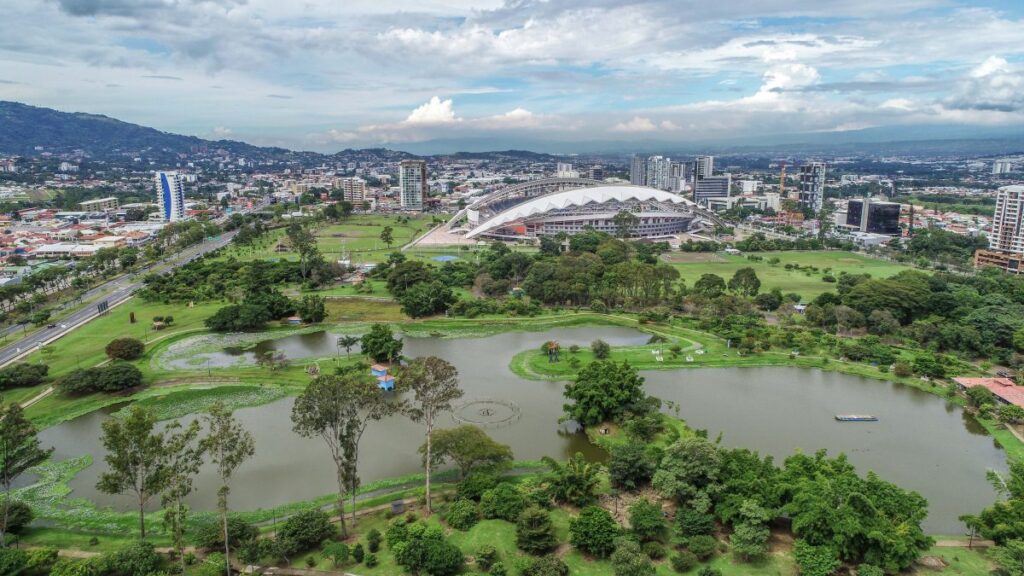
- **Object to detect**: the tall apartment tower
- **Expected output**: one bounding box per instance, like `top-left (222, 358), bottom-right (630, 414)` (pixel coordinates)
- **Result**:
top-left (646, 156), bottom-right (673, 191)
top-left (154, 171), bottom-right (186, 222)
top-left (339, 177), bottom-right (366, 203)
top-left (694, 155), bottom-right (714, 180)
top-left (399, 160), bottom-right (427, 210)
top-left (629, 155), bottom-right (646, 186)
top-left (798, 162), bottom-right (827, 212)
top-left (990, 186), bottom-right (1024, 254)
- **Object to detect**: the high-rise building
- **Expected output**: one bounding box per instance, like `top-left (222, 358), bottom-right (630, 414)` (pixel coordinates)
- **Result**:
top-left (154, 171), bottom-right (186, 222)
top-left (399, 160), bottom-right (427, 210)
top-left (798, 162), bottom-right (827, 212)
top-left (694, 155), bottom-right (713, 180)
top-left (694, 174), bottom-right (731, 204)
top-left (994, 160), bottom-right (1015, 175)
top-left (976, 186), bottom-right (1024, 273)
top-left (588, 166), bottom-right (605, 181)
top-left (338, 177), bottom-right (366, 203)
top-left (556, 162), bottom-right (579, 178)
top-left (846, 198), bottom-right (901, 235)
top-left (645, 156), bottom-right (673, 191)
top-left (630, 155), bottom-right (646, 186)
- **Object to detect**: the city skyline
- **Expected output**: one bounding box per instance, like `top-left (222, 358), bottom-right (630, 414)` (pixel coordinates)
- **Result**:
top-left (0, 0), bottom-right (1022, 152)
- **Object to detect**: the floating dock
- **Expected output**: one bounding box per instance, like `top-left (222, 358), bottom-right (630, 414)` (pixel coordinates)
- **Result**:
top-left (835, 414), bottom-right (878, 422)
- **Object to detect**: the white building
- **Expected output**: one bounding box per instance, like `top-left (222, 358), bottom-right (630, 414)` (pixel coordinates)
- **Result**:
top-left (990, 185), bottom-right (1024, 254)
top-left (399, 160), bottom-right (426, 210)
top-left (154, 171), bottom-right (187, 222)
top-left (556, 162), bottom-right (579, 178)
top-left (994, 159), bottom-right (1015, 175)
top-left (338, 177), bottom-right (367, 203)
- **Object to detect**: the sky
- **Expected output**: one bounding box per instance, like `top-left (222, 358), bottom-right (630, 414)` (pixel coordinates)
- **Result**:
top-left (0, 0), bottom-right (1023, 152)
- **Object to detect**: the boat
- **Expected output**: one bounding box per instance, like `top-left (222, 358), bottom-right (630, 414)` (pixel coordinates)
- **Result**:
top-left (835, 414), bottom-right (878, 422)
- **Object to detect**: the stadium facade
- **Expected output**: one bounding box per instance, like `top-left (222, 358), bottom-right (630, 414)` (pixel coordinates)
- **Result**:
top-left (460, 183), bottom-right (715, 240)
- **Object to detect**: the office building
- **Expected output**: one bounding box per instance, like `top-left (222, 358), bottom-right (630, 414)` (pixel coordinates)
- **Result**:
top-left (338, 177), bottom-right (366, 203)
top-left (154, 171), bottom-right (186, 222)
top-left (79, 197), bottom-right (120, 212)
top-left (399, 160), bottom-right (427, 210)
top-left (798, 162), bottom-right (827, 212)
top-left (694, 174), bottom-right (731, 204)
top-left (994, 160), bottom-right (1015, 175)
top-left (846, 198), bottom-right (901, 235)
top-left (588, 166), bottom-right (605, 181)
top-left (694, 155), bottom-right (713, 181)
top-left (630, 155), bottom-right (646, 185)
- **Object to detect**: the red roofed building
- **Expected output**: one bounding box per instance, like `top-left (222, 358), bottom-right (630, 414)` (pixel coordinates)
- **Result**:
top-left (954, 377), bottom-right (1024, 407)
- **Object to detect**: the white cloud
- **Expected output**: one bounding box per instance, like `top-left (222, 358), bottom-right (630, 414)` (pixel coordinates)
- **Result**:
top-left (211, 126), bottom-right (232, 137)
top-left (945, 56), bottom-right (1024, 112)
top-left (476, 107), bottom-right (546, 129)
top-left (610, 116), bottom-right (658, 132)
top-left (404, 96), bottom-right (459, 124)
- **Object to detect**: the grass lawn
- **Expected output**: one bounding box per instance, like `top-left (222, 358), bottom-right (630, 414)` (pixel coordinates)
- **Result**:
top-left (665, 251), bottom-right (913, 300)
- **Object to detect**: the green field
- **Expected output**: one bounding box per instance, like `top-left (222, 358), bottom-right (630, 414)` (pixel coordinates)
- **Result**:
top-left (665, 250), bottom-right (913, 299)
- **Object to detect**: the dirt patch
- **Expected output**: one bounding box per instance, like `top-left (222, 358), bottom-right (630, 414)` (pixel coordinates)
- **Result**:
top-left (768, 529), bottom-right (794, 554)
top-left (916, 556), bottom-right (949, 570)
top-left (598, 488), bottom-right (667, 527)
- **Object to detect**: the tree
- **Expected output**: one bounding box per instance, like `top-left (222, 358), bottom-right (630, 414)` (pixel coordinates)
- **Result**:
top-left (591, 339), bottom-right (611, 359)
top-left (693, 274), bottom-right (726, 298)
top-left (652, 436), bottom-right (721, 504)
top-left (991, 539), bottom-right (1024, 576)
top-left (563, 360), bottom-right (646, 426)
top-left (278, 509), bottom-right (335, 551)
top-left (613, 210), bottom-right (640, 239)
top-left (481, 483), bottom-right (526, 521)
top-left (0, 403), bottom-right (51, 546)
top-left (731, 500), bottom-right (771, 561)
top-left (727, 267), bottom-right (761, 297)
top-left (400, 281), bottom-right (457, 318)
top-left (400, 356), bottom-right (464, 515)
top-left (608, 440), bottom-right (656, 491)
top-left (421, 425), bottom-right (513, 479)
top-left (380, 226), bottom-right (394, 249)
top-left (543, 453), bottom-right (602, 507)
top-left (286, 223), bottom-right (320, 280)
top-left (292, 374), bottom-right (401, 533)
top-left (161, 420), bottom-right (203, 575)
top-left (610, 538), bottom-right (656, 576)
top-left (205, 303), bottom-right (271, 332)
top-left (201, 402), bottom-right (255, 576)
top-left (337, 335), bottom-right (360, 357)
top-left (570, 506), bottom-right (620, 558)
top-left (522, 555), bottom-right (569, 576)
top-left (387, 261), bottom-right (435, 297)
top-left (296, 295), bottom-right (326, 323)
top-left (96, 405), bottom-right (169, 539)
top-left (105, 338), bottom-right (145, 360)
top-left (444, 499), bottom-right (479, 530)
top-left (360, 323), bottom-right (404, 363)
top-left (517, 507), bottom-right (558, 554)
top-left (629, 499), bottom-right (666, 543)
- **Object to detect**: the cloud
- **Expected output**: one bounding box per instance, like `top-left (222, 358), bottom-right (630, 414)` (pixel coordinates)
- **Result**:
top-left (476, 107), bottom-right (545, 129)
top-left (945, 56), bottom-right (1024, 112)
top-left (611, 116), bottom-right (658, 132)
top-left (142, 74), bottom-right (182, 81)
top-left (404, 96), bottom-right (459, 124)
top-left (267, 94), bottom-right (293, 99)
top-left (211, 126), bottom-right (232, 137)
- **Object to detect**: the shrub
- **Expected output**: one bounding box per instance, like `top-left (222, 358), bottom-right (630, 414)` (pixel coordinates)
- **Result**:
top-left (305, 555), bottom-right (317, 568)
top-left (792, 541), bottom-right (840, 576)
top-left (0, 363), bottom-right (48, 390)
top-left (323, 542), bottom-right (349, 567)
top-left (57, 362), bottom-right (143, 394)
top-left (517, 507), bottom-right (558, 555)
top-left (386, 517), bottom-right (410, 549)
top-left (476, 544), bottom-right (499, 570)
top-left (0, 548), bottom-right (27, 576)
top-left (642, 541), bottom-right (666, 560)
top-left (570, 506), bottom-right (620, 558)
top-left (858, 564), bottom-right (885, 576)
top-left (676, 507), bottom-right (715, 538)
top-left (697, 567), bottom-right (722, 576)
top-left (893, 361), bottom-right (913, 378)
top-left (687, 535), bottom-right (718, 560)
top-left (193, 552), bottom-right (228, 576)
top-left (629, 499), bottom-right (666, 543)
top-left (480, 483), bottom-right (526, 522)
top-left (592, 339), bottom-right (612, 359)
top-left (611, 538), bottom-right (656, 576)
top-left (490, 561), bottom-right (508, 576)
top-left (102, 540), bottom-right (163, 576)
top-left (367, 528), bottom-right (382, 553)
top-left (445, 499), bottom-right (479, 531)
top-left (457, 473), bottom-right (499, 501)
top-left (671, 551), bottom-right (699, 573)
top-left (105, 338), bottom-right (145, 360)
top-left (277, 510), bottom-right (335, 552)
top-left (192, 517), bottom-right (259, 549)
top-left (364, 553), bottom-right (378, 568)
top-left (352, 543), bottom-right (365, 563)
top-left (608, 440), bottom-right (656, 490)
top-left (522, 555), bottom-right (569, 576)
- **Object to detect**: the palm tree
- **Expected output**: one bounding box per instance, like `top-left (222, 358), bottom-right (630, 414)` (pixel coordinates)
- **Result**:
top-left (542, 452), bottom-right (601, 507)
top-left (337, 335), bottom-right (360, 357)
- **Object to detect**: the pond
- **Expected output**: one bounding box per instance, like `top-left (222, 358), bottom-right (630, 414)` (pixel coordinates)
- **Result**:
top-left (41, 327), bottom-right (1005, 534)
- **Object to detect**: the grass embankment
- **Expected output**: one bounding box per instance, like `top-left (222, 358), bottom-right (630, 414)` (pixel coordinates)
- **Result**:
top-left (664, 251), bottom-right (912, 300)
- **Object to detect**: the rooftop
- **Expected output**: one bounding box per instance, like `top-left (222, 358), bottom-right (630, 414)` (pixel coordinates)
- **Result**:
top-left (954, 377), bottom-right (1024, 407)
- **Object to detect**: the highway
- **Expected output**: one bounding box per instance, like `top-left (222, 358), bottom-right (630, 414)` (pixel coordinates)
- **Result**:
top-left (0, 228), bottom-right (240, 367)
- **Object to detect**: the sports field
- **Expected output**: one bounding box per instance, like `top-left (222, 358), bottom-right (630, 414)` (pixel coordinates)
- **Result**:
top-left (665, 250), bottom-right (914, 300)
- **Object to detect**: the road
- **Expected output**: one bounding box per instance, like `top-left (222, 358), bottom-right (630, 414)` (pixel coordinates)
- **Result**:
top-left (0, 229), bottom-right (240, 367)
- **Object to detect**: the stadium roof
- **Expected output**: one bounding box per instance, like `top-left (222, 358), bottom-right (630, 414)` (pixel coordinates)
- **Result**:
top-left (466, 185), bottom-right (696, 238)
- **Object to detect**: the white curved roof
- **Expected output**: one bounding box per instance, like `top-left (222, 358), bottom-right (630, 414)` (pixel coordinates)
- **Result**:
top-left (466, 185), bottom-right (696, 238)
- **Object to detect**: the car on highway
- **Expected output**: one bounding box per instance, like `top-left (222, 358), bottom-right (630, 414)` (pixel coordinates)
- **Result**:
top-left (46, 324), bottom-right (56, 328)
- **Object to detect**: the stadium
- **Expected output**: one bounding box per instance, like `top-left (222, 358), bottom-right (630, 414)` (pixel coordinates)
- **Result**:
top-left (447, 178), bottom-right (722, 241)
